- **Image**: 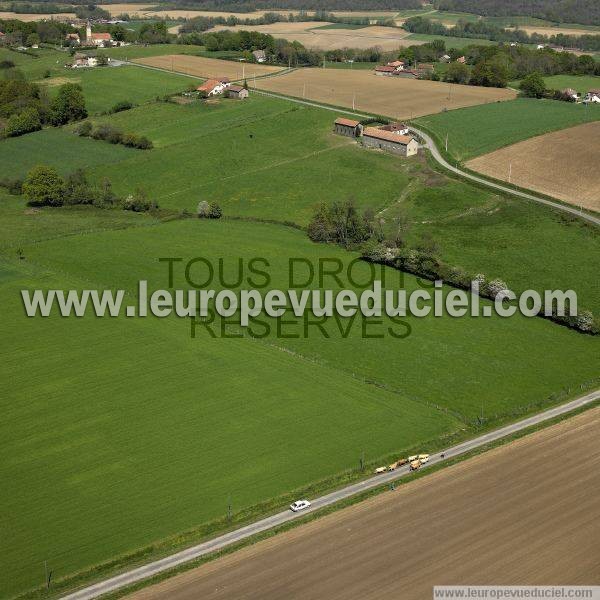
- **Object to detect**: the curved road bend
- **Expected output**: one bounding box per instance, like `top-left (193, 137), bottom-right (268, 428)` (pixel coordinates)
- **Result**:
top-left (61, 388), bottom-right (600, 600)
top-left (250, 89), bottom-right (600, 227)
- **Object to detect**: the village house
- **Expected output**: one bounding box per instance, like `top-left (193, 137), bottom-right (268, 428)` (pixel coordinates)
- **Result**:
top-left (252, 49), bottom-right (266, 63)
top-left (585, 89), bottom-right (600, 103)
top-left (65, 32), bottom-right (80, 44)
top-left (333, 117), bottom-right (363, 138)
top-left (71, 52), bottom-right (98, 68)
top-left (197, 78), bottom-right (230, 97)
top-left (362, 127), bottom-right (418, 156)
top-left (228, 84), bottom-right (248, 99)
top-left (386, 60), bottom-right (405, 71)
top-left (375, 65), bottom-right (397, 76)
top-left (440, 54), bottom-right (451, 63)
top-left (456, 56), bottom-right (466, 64)
top-left (380, 122), bottom-right (410, 135)
top-left (85, 22), bottom-right (112, 47)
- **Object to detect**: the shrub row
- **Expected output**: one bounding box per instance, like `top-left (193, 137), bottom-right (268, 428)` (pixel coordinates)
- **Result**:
top-left (75, 121), bottom-right (153, 150)
top-left (361, 241), bottom-right (599, 336)
top-left (21, 165), bottom-right (158, 213)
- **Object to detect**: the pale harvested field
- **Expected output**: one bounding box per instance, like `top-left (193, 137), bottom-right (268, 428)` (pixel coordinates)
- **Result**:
top-left (467, 122), bottom-right (600, 212)
top-left (0, 11), bottom-right (75, 21)
top-left (142, 9), bottom-right (297, 19)
top-left (208, 22), bottom-right (418, 50)
top-left (128, 407), bottom-right (600, 600)
top-left (256, 68), bottom-right (515, 119)
top-left (98, 4), bottom-right (155, 16)
top-left (133, 54), bottom-right (283, 80)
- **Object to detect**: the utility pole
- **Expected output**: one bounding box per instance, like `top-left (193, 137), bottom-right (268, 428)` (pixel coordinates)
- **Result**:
top-left (445, 132), bottom-right (448, 152)
top-left (352, 92), bottom-right (356, 111)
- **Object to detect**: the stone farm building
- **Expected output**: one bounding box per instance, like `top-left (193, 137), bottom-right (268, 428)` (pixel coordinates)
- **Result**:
top-left (333, 117), bottom-right (362, 137)
top-left (362, 127), bottom-right (419, 156)
top-left (228, 84), bottom-right (248, 99)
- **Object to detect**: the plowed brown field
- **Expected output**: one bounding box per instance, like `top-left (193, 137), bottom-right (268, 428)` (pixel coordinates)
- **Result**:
top-left (132, 55), bottom-right (283, 81)
top-left (467, 121), bottom-right (600, 212)
top-left (256, 68), bottom-right (516, 119)
top-left (128, 407), bottom-right (600, 600)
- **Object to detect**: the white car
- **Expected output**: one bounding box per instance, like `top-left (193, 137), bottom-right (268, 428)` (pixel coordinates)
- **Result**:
top-left (290, 499), bottom-right (311, 512)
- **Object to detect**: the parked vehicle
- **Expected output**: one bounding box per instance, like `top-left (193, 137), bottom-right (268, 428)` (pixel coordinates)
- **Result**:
top-left (410, 459), bottom-right (421, 471)
top-left (408, 455), bottom-right (418, 462)
top-left (418, 454), bottom-right (430, 463)
top-left (374, 466), bottom-right (387, 474)
top-left (290, 499), bottom-right (311, 512)
top-left (388, 458), bottom-right (408, 471)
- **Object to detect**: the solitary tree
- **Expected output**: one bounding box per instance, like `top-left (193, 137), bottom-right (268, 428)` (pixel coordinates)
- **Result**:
top-left (520, 72), bottom-right (546, 98)
top-left (23, 165), bottom-right (64, 206)
top-left (50, 83), bottom-right (87, 125)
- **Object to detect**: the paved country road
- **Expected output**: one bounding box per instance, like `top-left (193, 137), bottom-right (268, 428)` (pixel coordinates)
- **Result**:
top-left (61, 389), bottom-right (600, 600)
top-left (251, 89), bottom-right (600, 227)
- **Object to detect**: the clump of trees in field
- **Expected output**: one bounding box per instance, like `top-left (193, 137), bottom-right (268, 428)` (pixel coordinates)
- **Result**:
top-left (0, 77), bottom-right (87, 138)
top-left (75, 121), bottom-right (153, 149)
top-left (20, 165), bottom-right (158, 212)
top-left (197, 200), bottom-right (223, 219)
top-left (307, 200), bottom-right (377, 248)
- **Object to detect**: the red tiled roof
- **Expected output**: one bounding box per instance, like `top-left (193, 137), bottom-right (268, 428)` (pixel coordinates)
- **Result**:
top-left (380, 122), bottom-right (408, 132)
top-left (335, 117), bottom-right (360, 127)
top-left (363, 127), bottom-right (414, 145)
top-left (229, 84), bottom-right (245, 92)
top-left (91, 32), bottom-right (111, 40)
top-left (197, 79), bottom-right (222, 92)
top-left (375, 65), bottom-right (396, 72)
top-left (387, 60), bottom-right (404, 67)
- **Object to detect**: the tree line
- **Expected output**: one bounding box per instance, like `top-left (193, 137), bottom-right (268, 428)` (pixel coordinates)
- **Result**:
top-left (166, 0), bottom-right (420, 11)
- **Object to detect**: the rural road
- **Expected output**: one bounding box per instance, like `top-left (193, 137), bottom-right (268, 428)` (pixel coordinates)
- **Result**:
top-left (61, 388), bottom-right (600, 600)
top-left (408, 125), bottom-right (600, 227)
top-left (255, 90), bottom-right (600, 226)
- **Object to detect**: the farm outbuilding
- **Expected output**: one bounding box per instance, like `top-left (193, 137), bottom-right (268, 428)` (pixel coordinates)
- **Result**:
top-left (228, 84), bottom-right (249, 99)
top-left (333, 117), bottom-right (363, 137)
top-left (375, 65), bottom-right (396, 76)
top-left (380, 122), bottom-right (409, 135)
top-left (362, 127), bottom-right (418, 156)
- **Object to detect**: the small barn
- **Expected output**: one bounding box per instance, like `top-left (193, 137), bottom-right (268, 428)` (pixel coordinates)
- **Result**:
top-left (228, 84), bottom-right (249, 99)
top-left (585, 89), bottom-right (600, 103)
top-left (333, 117), bottom-right (362, 138)
top-left (362, 127), bottom-right (418, 156)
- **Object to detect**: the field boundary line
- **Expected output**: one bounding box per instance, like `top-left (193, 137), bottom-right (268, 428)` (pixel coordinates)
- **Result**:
top-left (59, 388), bottom-right (600, 600)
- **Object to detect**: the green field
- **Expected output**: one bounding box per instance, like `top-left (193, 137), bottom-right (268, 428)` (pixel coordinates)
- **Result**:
top-left (414, 98), bottom-right (600, 161)
top-left (52, 65), bottom-right (200, 114)
top-left (406, 32), bottom-right (497, 48)
top-left (3, 93), bottom-right (600, 313)
top-left (2, 63), bottom-right (600, 599)
top-left (324, 60), bottom-right (379, 69)
top-left (509, 74), bottom-right (600, 94)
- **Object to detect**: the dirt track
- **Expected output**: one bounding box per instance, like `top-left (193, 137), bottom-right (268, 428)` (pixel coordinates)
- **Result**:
top-left (128, 407), bottom-right (600, 600)
top-left (467, 121), bottom-right (600, 212)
